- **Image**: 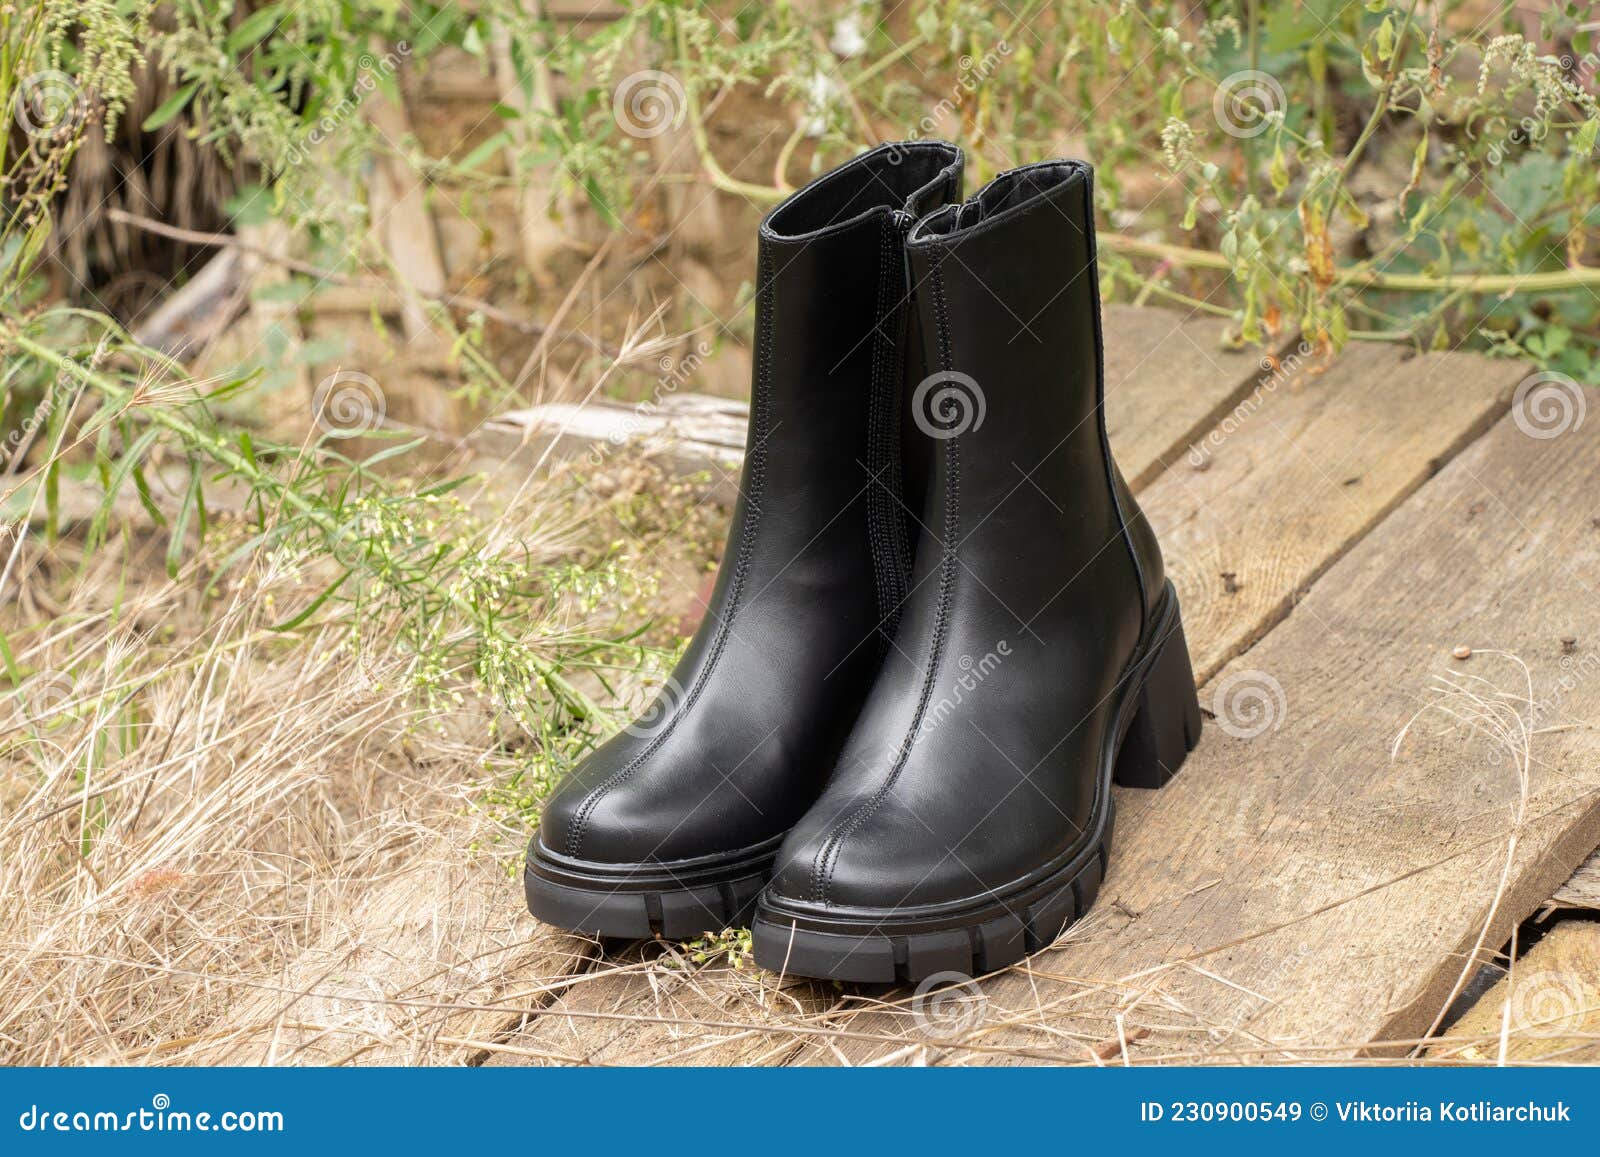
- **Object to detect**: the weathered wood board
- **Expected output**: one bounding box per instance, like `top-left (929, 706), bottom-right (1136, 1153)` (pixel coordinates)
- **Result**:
top-left (1432, 921), bottom-right (1600, 1063)
top-left (812, 399), bottom-right (1600, 1063)
top-left (1148, 342), bottom-right (1513, 684)
top-left (488, 326), bottom-right (1540, 1065)
top-left (1550, 850), bottom-right (1600, 910)
top-left (142, 825), bottom-right (595, 1066)
top-left (1100, 305), bottom-right (1295, 490)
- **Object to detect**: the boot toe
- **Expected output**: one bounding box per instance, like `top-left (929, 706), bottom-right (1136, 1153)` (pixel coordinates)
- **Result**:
top-left (536, 744), bottom-right (647, 865)
top-left (766, 808), bottom-right (974, 913)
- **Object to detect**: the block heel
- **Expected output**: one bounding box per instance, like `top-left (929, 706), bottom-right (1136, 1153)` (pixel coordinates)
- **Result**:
top-left (1113, 607), bottom-right (1202, 788)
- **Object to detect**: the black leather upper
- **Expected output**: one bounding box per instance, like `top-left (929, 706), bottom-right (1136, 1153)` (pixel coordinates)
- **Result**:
top-left (538, 142), bottom-right (964, 867)
top-left (765, 161), bottom-right (1165, 914)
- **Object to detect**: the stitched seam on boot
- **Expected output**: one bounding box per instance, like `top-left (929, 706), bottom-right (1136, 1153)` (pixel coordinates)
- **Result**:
top-left (812, 257), bottom-right (960, 905)
top-left (863, 216), bottom-right (911, 645)
top-left (565, 257), bottom-right (776, 859)
top-left (862, 218), bottom-right (891, 642)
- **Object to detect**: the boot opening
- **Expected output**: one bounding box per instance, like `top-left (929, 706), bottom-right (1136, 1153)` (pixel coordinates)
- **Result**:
top-left (765, 143), bottom-right (960, 238)
top-left (912, 160), bottom-right (1085, 239)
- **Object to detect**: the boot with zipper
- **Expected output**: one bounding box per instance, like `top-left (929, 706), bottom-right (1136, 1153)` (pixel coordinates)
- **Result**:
top-left (752, 160), bottom-right (1201, 982)
top-left (526, 141), bottom-right (964, 939)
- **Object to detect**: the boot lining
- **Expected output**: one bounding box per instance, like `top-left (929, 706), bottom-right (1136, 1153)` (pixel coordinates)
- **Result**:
top-left (765, 145), bottom-right (957, 238)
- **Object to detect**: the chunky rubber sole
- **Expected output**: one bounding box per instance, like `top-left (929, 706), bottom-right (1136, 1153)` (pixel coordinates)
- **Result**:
top-left (750, 589), bottom-right (1201, 983)
top-left (524, 836), bottom-right (779, 940)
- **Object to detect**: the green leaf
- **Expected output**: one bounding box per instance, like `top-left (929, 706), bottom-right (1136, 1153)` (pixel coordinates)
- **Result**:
top-left (88, 428), bottom-right (163, 551)
top-left (43, 458), bottom-right (59, 543)
top-left (1375, 16), bottom-right (1395, 63)
top-left (130, 463), bottom-right (168, 528)
top-left (225, 5), bottom-right (283, 54)
top-left (141, 81), bottom-right (199, 131)
top-left (165, 464), bottom-right (203, 579)
top-left (359, 438), bottom-right (426, 470)
top-left (271, 568), bottom-right (352, 631)
top-left (1269, 144), bottom-right (1290, 195)
top-left (456, 131), bottom-right (513, 172)
top-left (1574, 118), bottom-right (1599, 157)
top-left (0, 628), bottom-right (22, 688)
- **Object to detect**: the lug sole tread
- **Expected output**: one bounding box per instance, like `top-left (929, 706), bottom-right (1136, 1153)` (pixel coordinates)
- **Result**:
top-left (524, 864), bottom-right (766, 940)
top-left (751, 840), bottom-right (1118, 984)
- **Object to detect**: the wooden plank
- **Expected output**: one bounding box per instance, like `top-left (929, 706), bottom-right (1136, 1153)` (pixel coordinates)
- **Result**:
top-left (814, 396), bottom-right (1600, 1063)
top-left (478, 950), bottom-right (826, 1068)
top-left (477, 394), bottom-right (749, 506)
top-left (1431, 921), bottom-right (1600, 1063)
top-left (1150, 342), bottom-right (1511, 684)
top-left (1549, 850), bottom-right (1600, 909)
top-left (1100, 304), bottom-right (1291, 491)
top-left (492, 331), bottom-right (1523, 1066)
top-left (133, 825), bottom-right (596, 1066)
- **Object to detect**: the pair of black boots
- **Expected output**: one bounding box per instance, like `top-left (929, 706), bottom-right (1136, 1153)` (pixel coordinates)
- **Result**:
top-left (525, 143), bottom-right (1201, 983)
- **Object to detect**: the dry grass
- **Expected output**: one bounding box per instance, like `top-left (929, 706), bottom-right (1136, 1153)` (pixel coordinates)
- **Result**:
top-left (0, 447), bottom-right (723, 1066)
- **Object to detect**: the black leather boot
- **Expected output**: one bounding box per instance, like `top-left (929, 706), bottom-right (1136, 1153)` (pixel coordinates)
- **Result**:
top-left (526, 142), bottom-right (964, 939)
top-left (752, 160), bottom-right (1201, 982)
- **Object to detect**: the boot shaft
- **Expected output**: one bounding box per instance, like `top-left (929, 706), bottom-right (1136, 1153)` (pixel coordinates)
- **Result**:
top-left (903, 160), bottom-right (1164, 637)
top-left (715, 142), bottom-right (963, 634)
